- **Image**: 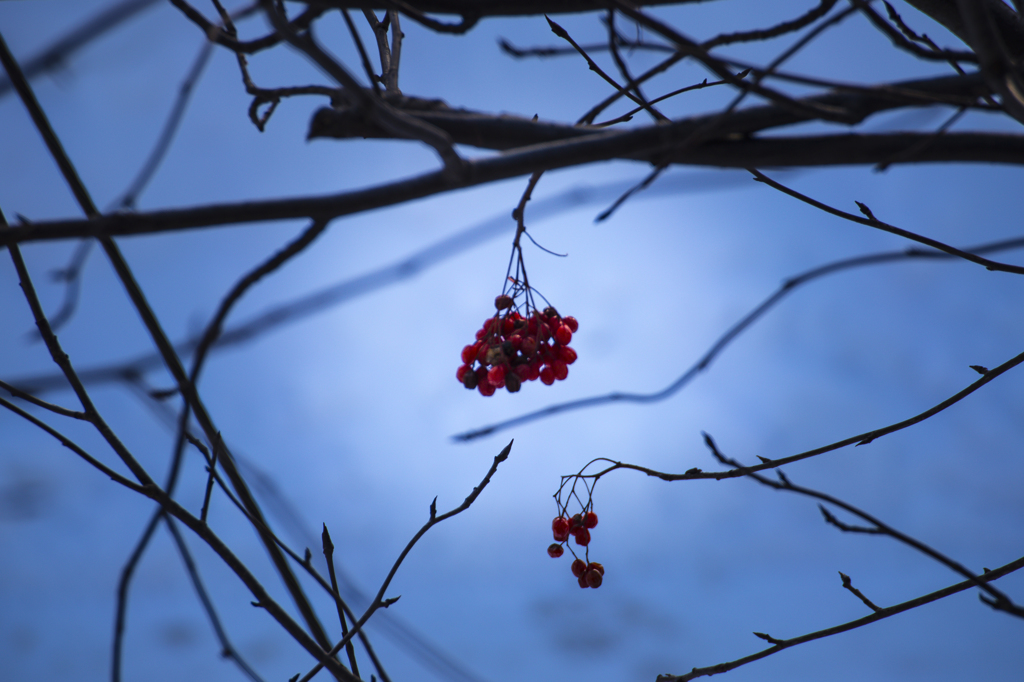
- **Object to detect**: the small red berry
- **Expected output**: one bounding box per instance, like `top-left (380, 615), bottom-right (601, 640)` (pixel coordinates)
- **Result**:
top-left (571, 558), bottom-right (587, 578)
top-left (570, 513), bottom-right (583, 529)
top-left (539, 366), bottom-right (555, 385)
top-left (559, 346), bottom-right (577, 364)
top-left (456, 364), bottom-right (470, 382)
top-left (521, 336), bottom-right (537, 357)
top-left (563, 316), bottom-right (578, 332)
top-left (547, 543), bottom-right (564, 558)
top-left (538, 323), bottom-right (551, 342)
top-left (495, 294), bottom-right (513, 310)
top-left (552, 359), bottom-right (568, 381)
top-left (573, 527), bottom-right (591, 547)
top-left (587, 561), bottom-right (604, 575)
top-left (578, 574), bottom-right (589, 589)
top-left (487, 364), bottom-right (506, 385)
top-left (584, 511), bottom-right (598, 529)
top-left (477, 380), bottom-right (495, 397)
top-left (461, 344), bottom-right (478, 365)
top-left (585, 568), bottom-right (603, 588)
top-left (552, 516), bottom-right (570, 536)
top-left (555, 324), bottom-right (572, 345)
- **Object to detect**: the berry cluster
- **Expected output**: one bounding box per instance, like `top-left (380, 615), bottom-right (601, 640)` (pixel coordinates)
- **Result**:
top-left (547, 511), bottom-right (604, 588)
top-left (457, 295), bottom-right (578, 396)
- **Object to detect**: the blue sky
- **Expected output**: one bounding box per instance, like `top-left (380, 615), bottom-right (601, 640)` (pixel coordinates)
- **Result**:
top-left (1, 2), bottom-right (1023, 681)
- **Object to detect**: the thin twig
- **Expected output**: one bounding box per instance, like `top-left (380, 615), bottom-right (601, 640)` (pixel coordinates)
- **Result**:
top-left (749, 168), bottom-right (1024, 275)
top-left (655, 553), bottom-right (1024, 681)
top-left (297, 440), bottom-right (513, 682)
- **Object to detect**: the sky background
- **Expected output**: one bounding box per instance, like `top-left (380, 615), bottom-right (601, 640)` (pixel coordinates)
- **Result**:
top-left (1, 1), bottom-right (1023, 681)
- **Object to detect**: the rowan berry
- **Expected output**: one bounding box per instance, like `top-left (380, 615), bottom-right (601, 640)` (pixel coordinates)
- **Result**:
top-left (573, 527), bottom-right (591, 547)
top-left (584, 511), bottom-right (598, 529)
top-left (563, 316), bottom-right (578, 332)
top-left (555, 324), bottom-right (572, 345)
top-left (495, 294), bottom-right (513, 310)
top-left (547, 543), bottom-right (564, 558)
top-left (571, 558), bottom-right (587, 578)
top-left (505, 372), bottom-right (522, 393)
top-left (585, 568), bottom-right (603, 588)
top-left (552, 359), bottom-right (568, 381)
top-left (552, 517), bottom-right (570, 542)
top-left (477, 380), bottom-right (495, 397)
top-left (539, 366), bottom-right (555, 385)
top-left (487, 364), bottom-right (506, 385)
top-left (587, 561), bottom-right (604, 575)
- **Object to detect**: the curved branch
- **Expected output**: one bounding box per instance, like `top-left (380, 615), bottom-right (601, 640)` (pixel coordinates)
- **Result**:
top-left (453, 235), bottom-right (1024, 441)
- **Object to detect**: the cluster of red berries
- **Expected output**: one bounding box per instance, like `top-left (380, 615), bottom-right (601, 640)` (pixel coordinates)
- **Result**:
top-left (457, 295), bottom-right (578, 396)
top-left (547, 511), bottom-right (604, 588)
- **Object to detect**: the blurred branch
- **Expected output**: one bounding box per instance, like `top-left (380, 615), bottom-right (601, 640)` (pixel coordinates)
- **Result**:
top-left (0, 0), bottom-right (161, 98)
top-left (1, 27), bottom-right (347, 669)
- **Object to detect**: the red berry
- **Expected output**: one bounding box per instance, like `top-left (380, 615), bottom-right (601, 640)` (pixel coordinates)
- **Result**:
top-left (539, 366), bottom-right (555, 385)
top-left (487, 364), bottom-right (506, 385)
top-left (552, 516), bottom-right (570, 540)
top-left (577, 574), bottom-right (589, 589)
top-left (570, 513), bottom-right (583, 529)
top-left (456, 365), bottom-right (470, 383)
top-left (555, 324), bottom-right (572, 345)
top-left (584, 511), bottom-right (598, 529)
top-left (495, 294), bottom-right (513, 310)
top-left (547, 543), bottom-right (564, 558)
top-left (461, 344), bottom-right (477, 365)
top-left (552, 359), bottom-right (568, 381)
top-left (476, 344), bottom-right (489, 364)
top-left (559, 346), bottom-right (577, 364)
top-left (521, 336), bottom-right (537, 356)
top-left (563, 316), bottom-right (578, 332)
top-left (574, 527), bottom-right (591, 547)
top-left (571, 558), bottom-right (587, 577)
top-left (477, 380), bottom-right (495, 397)
top-left (587, 561), bottom-right (604, 575)
top-left (585, 568), bottom-right (603, 588)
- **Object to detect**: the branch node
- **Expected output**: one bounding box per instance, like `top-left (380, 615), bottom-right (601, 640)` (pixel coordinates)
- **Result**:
top-left (752, 631), bottom-right (783, 645)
